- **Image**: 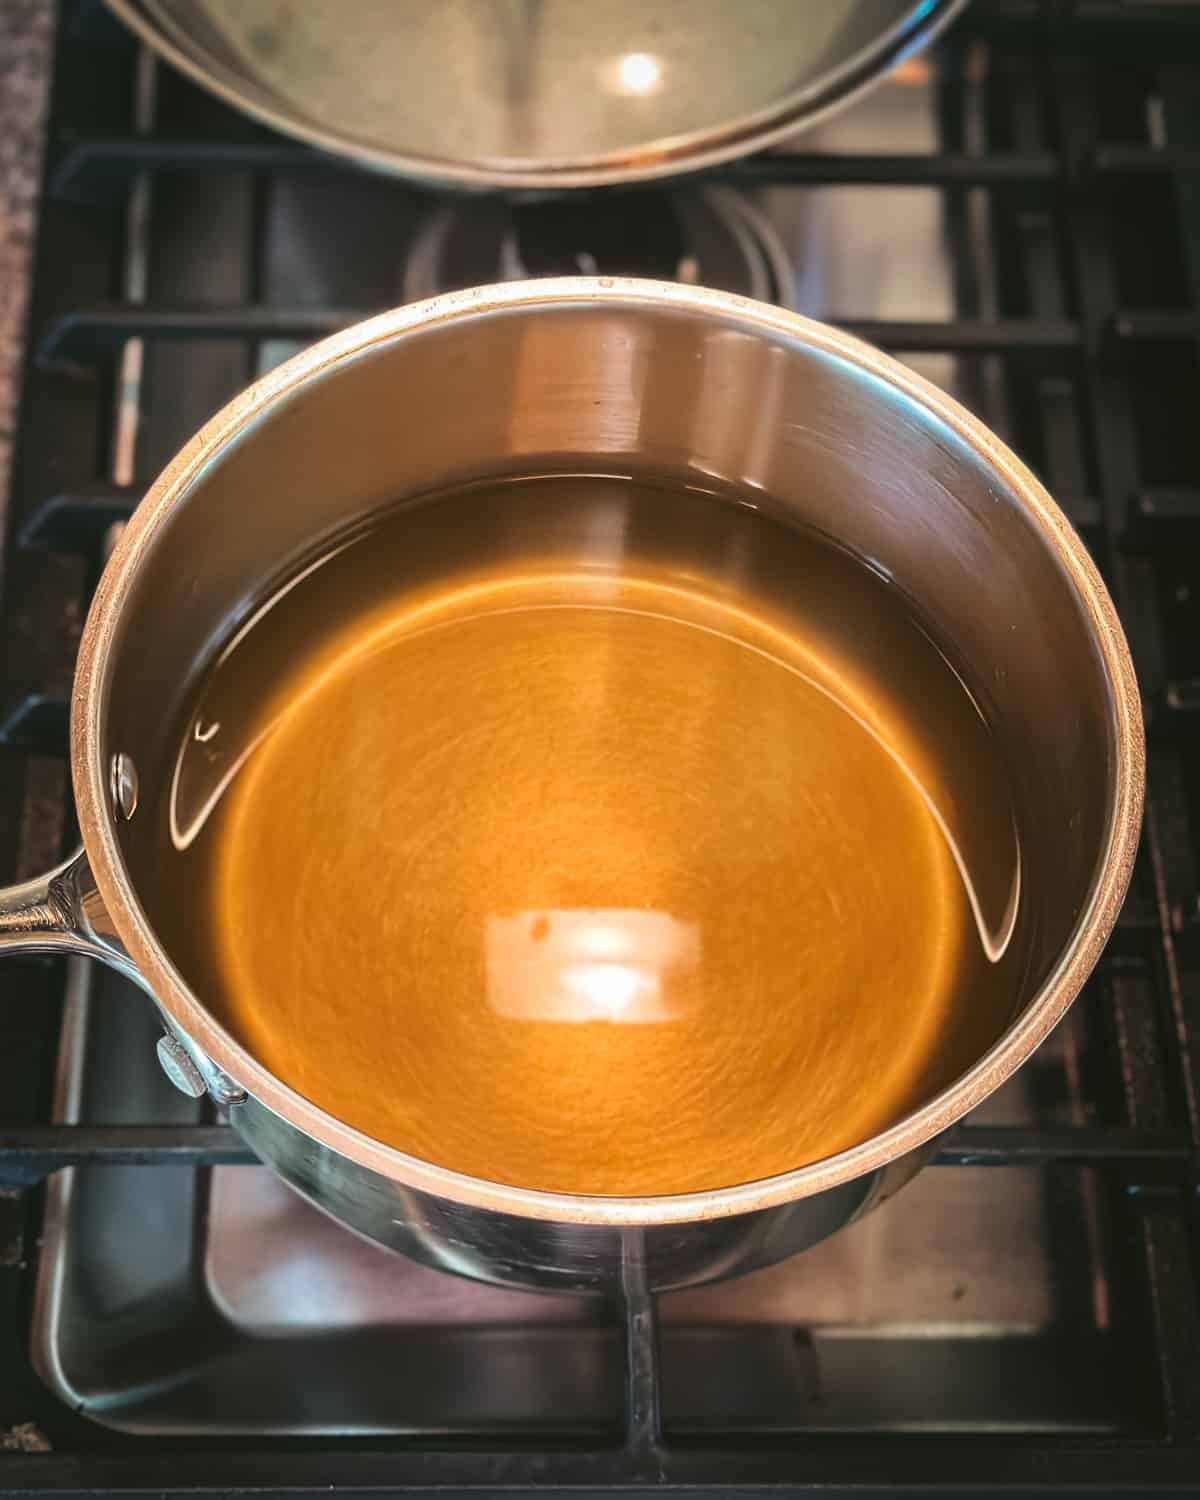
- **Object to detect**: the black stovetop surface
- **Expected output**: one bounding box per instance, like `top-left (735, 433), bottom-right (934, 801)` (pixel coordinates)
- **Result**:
top-left (2, 1), bottom-right (1200, 1493)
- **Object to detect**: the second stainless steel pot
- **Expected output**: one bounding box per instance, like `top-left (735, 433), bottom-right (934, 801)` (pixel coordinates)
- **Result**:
top-left (105, 0), bottom-right (966, 190)
top-left (0, 280), bottom-right (1143, 1293)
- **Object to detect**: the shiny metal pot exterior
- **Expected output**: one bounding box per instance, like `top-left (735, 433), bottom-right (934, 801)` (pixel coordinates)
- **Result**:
top-left (0, 280), bottom-right (1143, 1293)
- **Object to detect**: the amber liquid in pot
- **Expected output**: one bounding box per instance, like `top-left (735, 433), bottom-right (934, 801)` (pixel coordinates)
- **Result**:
top-left (148, 475), bottom-right (1026, 1196)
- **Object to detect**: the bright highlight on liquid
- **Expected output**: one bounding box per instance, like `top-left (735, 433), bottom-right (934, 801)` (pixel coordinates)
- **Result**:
top-left (614, 51), bottom-right (663, 95)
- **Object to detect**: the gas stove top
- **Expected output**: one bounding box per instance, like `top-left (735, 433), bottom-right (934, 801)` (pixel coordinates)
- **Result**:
top-left (1, 1), bottom-right (1199, 1492)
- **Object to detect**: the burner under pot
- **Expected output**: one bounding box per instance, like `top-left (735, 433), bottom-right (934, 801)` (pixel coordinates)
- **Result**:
top-left (402, 188), bottom-right (796, 305)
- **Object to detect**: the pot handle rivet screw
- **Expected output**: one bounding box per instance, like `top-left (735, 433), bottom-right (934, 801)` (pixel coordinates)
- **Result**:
top-left (110, 752), bottom-right (139, 820)
top-left (156, 1033), bottom-right (207, 1099)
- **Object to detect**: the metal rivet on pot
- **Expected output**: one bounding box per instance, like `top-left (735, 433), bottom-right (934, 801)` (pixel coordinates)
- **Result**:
top-left (156, 1033), bottom-right (207, 1099)
top-left (110, 752), bottom-right (138, 820)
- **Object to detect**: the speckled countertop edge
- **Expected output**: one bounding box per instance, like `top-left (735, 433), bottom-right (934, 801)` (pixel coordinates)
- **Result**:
top-left (0, 0), bottom-right (54, 537)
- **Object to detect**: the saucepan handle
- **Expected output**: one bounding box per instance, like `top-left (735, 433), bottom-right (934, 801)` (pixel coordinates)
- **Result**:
top-left (0, 848), bottom-right (142, 981)
top-left (0, 848), bottom-right (246, 1103)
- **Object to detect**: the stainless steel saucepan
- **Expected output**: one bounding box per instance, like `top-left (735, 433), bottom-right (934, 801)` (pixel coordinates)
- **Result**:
top-left (0, 280), bottom-right (1143, 1293)
top-left (105, 0), bottom-right (966, 189)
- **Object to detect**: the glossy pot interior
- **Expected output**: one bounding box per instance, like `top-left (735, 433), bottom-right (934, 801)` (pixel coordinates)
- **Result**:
top-left (71, 280), bottom-right (1141, 1290)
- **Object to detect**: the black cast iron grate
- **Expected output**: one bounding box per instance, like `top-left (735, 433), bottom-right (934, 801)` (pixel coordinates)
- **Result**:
top-left (1, 0), bottom-right (1200, 1491)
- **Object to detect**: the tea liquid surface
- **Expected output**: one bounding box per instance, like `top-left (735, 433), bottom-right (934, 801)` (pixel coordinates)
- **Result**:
top-left (152, 476), bottom-right (1024, 1195)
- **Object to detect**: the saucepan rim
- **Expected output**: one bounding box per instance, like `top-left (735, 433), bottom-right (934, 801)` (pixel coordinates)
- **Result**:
top-left (71, 277), bottom-right (1145, 1227)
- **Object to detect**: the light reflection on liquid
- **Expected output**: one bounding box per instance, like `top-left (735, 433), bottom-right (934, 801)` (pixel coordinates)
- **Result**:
top-left (613, 51), bottom-right (663, 96)
top-left (486, 909), bottom-right (699, 1023)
